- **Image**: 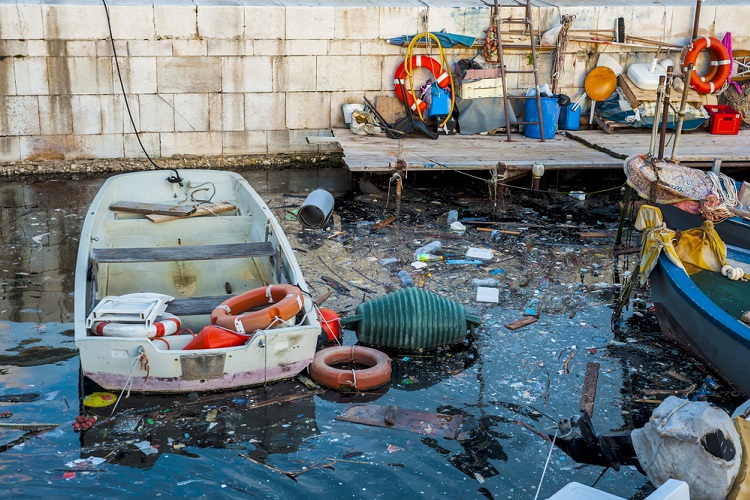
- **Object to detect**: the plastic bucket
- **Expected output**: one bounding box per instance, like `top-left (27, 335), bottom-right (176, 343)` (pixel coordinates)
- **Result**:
top-left (184, 325), bottom-right (249, 350)
top-left (342, 103), bottom-right (365, 126)
top-left (298, 189), bottom-right (335, 228)
top-left (523, 97), bottom-right (560, 139)
top-left (558, 104), bottom-right (581, 131)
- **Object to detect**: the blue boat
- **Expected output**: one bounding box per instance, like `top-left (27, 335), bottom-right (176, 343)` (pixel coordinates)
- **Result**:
top-left (658, 203), bottom-right (750, 249)
top-left (650, 244), bottom-right (750, 397)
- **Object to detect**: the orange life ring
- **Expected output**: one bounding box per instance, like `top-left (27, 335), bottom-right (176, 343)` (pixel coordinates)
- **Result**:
top-left (309, 346), bottom-right (392, 391)
top-left (210, 284), bottom-right (303, 334)
top-left (681, 36), bottom-right (731, 94)
top-left (393, 55), bottom-right (450, 113)
top-left (91, 313), bottom-right (181, 338)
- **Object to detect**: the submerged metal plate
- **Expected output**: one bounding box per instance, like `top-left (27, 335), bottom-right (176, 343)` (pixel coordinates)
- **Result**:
top-left (180, 353), bottom-right (226, 380)
top-left (336, 403), bottom-right (465, 441)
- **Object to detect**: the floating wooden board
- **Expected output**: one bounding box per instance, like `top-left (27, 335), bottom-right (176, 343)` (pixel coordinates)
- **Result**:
top-left (110, 201), bottom-right (196, 217)
top-left (336, 403), bottom-right (467, 441)
top-left (504, 316), bottom-right (538, 330)
top-left (618, 73), bottom-right (702, 107)
top-left (146, 202), bottom-right (236, 223)
top-left (580, 362), bottom-right (600, 418)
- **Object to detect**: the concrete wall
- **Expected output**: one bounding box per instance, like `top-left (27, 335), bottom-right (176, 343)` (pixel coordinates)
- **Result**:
top-left (0, 0), bottom-right (747, 164)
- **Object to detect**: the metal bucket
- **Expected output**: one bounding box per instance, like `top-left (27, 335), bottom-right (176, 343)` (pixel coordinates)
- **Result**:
top-left (298, 189), bottom-right (335, 228)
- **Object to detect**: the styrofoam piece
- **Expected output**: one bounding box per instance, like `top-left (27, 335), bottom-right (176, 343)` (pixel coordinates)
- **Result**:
top-left (546, 482), bottom-right (623, 499)
top-left (466, 247), bottom-right (493, 261)
top-left (645, 479), bottom-right (690, 500)
top-left (476, 287), bottom-right (499, 303)
top-left (410, 261), bottom-right (428, 270)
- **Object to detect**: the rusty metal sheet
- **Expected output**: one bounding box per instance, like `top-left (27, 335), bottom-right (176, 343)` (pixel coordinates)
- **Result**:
top-left (336, 403), bottom-right (465, 441)
top-left (181, 353), bottom-right (225, 380)
top-left (580, 361), bottom-right (600, 418)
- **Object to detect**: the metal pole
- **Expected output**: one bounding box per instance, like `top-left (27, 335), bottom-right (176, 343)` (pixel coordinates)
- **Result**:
top-left (648, 75), bottom-right (665, 157)
top-left (670, 62), bottom-right (695, 161)
top-left (691, 0), bottom-right (703, 40)
top-left (494, 0), bottom-right (513, 142)
top-left (657, 66), bottom-right (673, 160)
top-left (527, 0), bottom-right (545, 142)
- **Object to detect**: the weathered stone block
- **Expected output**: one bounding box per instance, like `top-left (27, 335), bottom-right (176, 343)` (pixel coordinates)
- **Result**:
top-left (286, 6), bottom-right (334, 40)
top-left (127, 40), bottom-right (173, 58)
top-left (108, 5), bottom-right (154, 40)
top-left (334, 6), bottom-right (380, 40)
top-left (286, 92), bottom-right (330, 129)
top-left (68, 134), bottom-right (124, 160)
top-left (360, 40), bottom-right (404, 56)
top-left (65, 41), bottom-right (97, 58)
top-left (222, 131), bottom-right (267, 155)
top-left (124, 132), bottom-right (159, 158)
top-left (157, 57), bottom-right (221, 93)
top-left (378, 6), bottom-right (421, 39)
top-left (217, 93), bottom-right (245, 131)
top-left (41, 4), bottom-right (109, 40)
top-left (245, 5), bottom-right (285, 40)
top-left (425, 6), bottom-right (465, 35)
top-left (222, 56), bottom-right (273, 93)
top-left (172, 40), bottom-right (208, 57)
top-left (245, 92), bottom-right (285, 131)
top-left (0, 4), bottom-right (44, 40)
top-left (138, 94), bottom-right (175, 132)
top-left (114, 57), bottom-right (157, 94)
top-left (318, 55), bottom-right (382, 92)
top-left (48, 57), bottom-right (113, 95)
top-left (197, 4), bottom-right (244, 39)
top-left (14, 58), bottom-right (49, 95)
top-left (39, 95), bottom-right (73, 135)
top-left (71, 95), bottom-right (102, 135)
top-left (289, 40), bottom-right (327, 56)
top-left (275, 56), bottom-right (317, 92)
top-left (173, 93), bottom-right (209, 132)
top-left (207, 40), bottom-right (253, 56)
top-left (0, 97), bottom-right (40, 135)
top-left (160, 131), bottom-right (222, 157)
top-left (253, 40), bottom-right (287, 56)
top-left (0, 137), bottom-right (21, 162)
top-left (327, 40), bottom-right (361, 56)
top-left (100, 95), bottom-right (125, 135)
top-left (95, 40), bottom-right (127, 58)
top-left (154, 5), bottom-right (196, 40)
top-left (0, 58), bottom-right (16, 96)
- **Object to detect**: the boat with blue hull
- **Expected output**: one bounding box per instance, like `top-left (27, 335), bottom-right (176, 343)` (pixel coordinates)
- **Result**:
top-left (650, 244), bottom-right (750, 397)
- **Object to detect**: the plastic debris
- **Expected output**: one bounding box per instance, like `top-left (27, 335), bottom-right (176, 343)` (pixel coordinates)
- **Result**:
top-left (397, 270), bottom-right (415, 287)
top-left (472, 278), bottom-right (499, 287)
top-left (83, 392), bottom-right (117, 407)
top-left (446, 259), bottom-right (483, 265)
top-left (465, 247), bottom-right (493, 261)
top-left (476, 287), bottom-right (500, 303)
top-left (413, 241), bottom-right (441, 259)
top-left (447, 210), bottom-right (459, 224)
top-left (450, 221), bottom-right (466, 233)
top-left (380, 257), bottom-right (400, 266)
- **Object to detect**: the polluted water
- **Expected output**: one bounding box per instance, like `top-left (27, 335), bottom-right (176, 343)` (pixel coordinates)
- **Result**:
top-left (0, 172), bottom-right (744, 499)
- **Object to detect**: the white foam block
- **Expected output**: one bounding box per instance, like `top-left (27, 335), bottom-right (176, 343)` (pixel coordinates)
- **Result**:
top-left (466, 247), bottom-right (493, 261)
top-left (476, 287), bottom-right (499, 303)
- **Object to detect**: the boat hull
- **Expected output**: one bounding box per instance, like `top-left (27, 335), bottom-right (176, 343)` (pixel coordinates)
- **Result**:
top-left (658, 203), bottom-right (750, 249)
top-left (74, 170), bottom-right (320, 393)
top-left (650, 247), bottom-right (750, 397)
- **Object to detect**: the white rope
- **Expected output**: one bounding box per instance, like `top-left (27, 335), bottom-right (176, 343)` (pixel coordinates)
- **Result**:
top-left (109, 354), bottom-right (141, 416)
top-left (533, 427), bottom-right (559, 500)
top-left (707, 171), bottom-right (739, 207)
top-left (722, 264), bottom-right (745, 280)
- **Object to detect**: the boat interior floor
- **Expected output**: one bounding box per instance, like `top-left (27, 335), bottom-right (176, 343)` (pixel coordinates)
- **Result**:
top-left (691, 269), bottom-right (750, 321)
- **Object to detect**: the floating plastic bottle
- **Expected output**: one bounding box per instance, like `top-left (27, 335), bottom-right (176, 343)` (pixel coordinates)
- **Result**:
top-left (472, 278), bottom-right (499, 287)
top-left (413, 241), bottom-right (441, 259)
top-left (416, 254), bottom-right (443, 262)
top-left (447, 210), bottom-right (459, 225)
top-left (380, 257), bottom-right (400, 266)
top-left (397, 270), bottom-right (414, 288)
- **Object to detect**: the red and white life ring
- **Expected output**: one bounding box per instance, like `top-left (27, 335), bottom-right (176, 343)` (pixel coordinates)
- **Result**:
top-left (393, 55), bottom-right (451, 113)
top-left (210, 284), bottom-right (304, 334)
top-left (681, 36), bottom-right (731, 94)
top-left (91, 313), bottom-right (181, 338)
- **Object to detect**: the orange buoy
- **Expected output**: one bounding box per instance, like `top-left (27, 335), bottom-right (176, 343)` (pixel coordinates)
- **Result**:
top-left (184, 325), bottom-right (251, 350)
top-left (210, 284), bottom-right (304, 334)
top-left (318, 308), bottom-right (342, 342)
top-left (309, 346), bottom-right (391, 392)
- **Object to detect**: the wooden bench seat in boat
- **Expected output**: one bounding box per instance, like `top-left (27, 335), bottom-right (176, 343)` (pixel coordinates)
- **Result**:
top-left (92, 241), bottom-right (276, 263)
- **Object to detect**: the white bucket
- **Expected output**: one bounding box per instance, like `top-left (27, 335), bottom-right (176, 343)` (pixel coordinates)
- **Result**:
top-left (342, 103), bottom-right (365, 126)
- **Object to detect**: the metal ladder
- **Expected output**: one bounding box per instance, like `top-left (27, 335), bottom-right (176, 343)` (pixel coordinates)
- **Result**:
top-left (491, 0), bottom-right (546, 142)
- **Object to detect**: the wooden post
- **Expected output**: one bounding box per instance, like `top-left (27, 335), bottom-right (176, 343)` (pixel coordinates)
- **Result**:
top-left (580, 362), bottom-right (600, 418)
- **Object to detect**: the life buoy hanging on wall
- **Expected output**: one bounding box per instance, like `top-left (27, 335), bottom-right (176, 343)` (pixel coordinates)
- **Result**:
top-left (210, 284), bottom-right (304, 334)
top-left (393, 55), bottom-right (451, 113)
top-left (91, 313), bottom-right (181, 338)
top-left (681, 36), bottom-right (732, 94)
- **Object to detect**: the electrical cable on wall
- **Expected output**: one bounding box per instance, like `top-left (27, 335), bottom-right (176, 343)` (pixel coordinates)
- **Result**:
top-left (101, 0), bottom-right (183, 186)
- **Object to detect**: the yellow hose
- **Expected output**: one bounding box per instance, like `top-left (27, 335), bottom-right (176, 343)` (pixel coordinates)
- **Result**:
top-left (403, 32), bottom-right (455, 128)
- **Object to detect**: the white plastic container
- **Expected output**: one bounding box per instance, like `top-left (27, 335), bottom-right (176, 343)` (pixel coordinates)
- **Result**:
top-left (627, 59), bottom-right (666, 90)
top-left (342, 103), bottom-right (365, 126)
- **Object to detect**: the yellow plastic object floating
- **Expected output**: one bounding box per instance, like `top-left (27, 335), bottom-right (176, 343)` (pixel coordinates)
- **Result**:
top-left (83, 392), bottom-right (117, 407)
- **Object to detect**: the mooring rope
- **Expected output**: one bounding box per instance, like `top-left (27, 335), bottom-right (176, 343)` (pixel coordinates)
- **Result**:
top-left (533, 427), bottom-right (559, 500)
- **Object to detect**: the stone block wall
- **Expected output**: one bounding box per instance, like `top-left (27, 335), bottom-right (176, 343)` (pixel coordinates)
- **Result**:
top-left (0, 0), bottom-right (747, 163)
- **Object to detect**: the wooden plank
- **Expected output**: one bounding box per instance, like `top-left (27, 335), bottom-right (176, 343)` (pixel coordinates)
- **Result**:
top-left (92, 241), bottom-right (276, 263)
top-left (166, 295), bottom-right (230, 315)
top-left (145, 202), bottom-right (236, 223)
top-left (618, 73), bottom-right (702, 107)
top-left (110, 201), bottom-right (197, 217)
top-left (580, 362), bottom-right (600, 418)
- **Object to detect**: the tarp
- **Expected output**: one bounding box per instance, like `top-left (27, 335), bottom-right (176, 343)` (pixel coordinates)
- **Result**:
top-left (389, 31), bottom-right (477, 49)
top-left (456, 97), bottom-right (517, 135)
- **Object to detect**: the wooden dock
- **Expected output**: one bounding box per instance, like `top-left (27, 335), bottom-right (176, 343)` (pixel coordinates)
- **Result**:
top-left (311, 128), bottom-right (750, 175)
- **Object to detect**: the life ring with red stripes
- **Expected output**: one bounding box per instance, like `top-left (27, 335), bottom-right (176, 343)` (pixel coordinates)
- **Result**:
top-left (210, 284), bottom-right (304, 334)
top-left (393, 55), bottom-right (451, 113)
top-left (681, 36), bottom-right (731, 94)
top-left (91, 313), bottom-right (181, 338)
top-left (309, 346), bottom-right (392, 392)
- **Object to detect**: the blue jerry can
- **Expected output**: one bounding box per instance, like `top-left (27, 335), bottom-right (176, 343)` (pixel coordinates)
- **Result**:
top-left (428, 83), bottom-right (450, 118)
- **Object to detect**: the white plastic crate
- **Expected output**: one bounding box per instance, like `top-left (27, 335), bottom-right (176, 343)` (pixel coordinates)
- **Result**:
top-left (459, 77), bottom-right (504, 99)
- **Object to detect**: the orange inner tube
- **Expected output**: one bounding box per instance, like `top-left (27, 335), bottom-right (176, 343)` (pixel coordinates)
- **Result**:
top-left (309, 346), bottom-right (392, 391)
top-left (210, 284), bottom-right (303, 334)
top-left (681, 36), bottom-right (731, 94)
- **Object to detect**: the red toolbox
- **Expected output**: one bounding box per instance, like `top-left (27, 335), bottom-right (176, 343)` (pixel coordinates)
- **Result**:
top-left (704, 105), bottom-right (741, 135)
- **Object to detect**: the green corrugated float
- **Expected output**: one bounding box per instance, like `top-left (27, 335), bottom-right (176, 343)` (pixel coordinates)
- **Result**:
top-left (340, 288), bottom-right (481, 352)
